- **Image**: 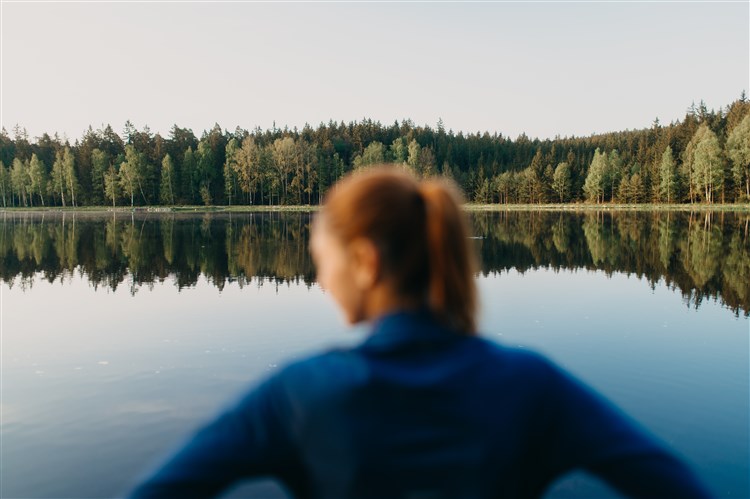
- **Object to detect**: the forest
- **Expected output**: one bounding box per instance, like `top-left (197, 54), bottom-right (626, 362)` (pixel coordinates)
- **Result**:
top-left (1, 95), bottom-right (749, 208)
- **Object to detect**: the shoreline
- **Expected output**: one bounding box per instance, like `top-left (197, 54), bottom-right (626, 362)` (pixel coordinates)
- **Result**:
top-left (1, 203), bottom-right (749, 215)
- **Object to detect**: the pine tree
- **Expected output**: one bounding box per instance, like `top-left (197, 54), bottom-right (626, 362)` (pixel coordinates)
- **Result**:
top-left (552, 162), bottom-right (571, 203)
top-left (182, 147), bottom-right (197, 204)
top-left (606, 150), bottom-right (623, 201)
top-left (0, 161), bottom-right (8, 207)
top-left (91, 149), bottom-right (109, 205)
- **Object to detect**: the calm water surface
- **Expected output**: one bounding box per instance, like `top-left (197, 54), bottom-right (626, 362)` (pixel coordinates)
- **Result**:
top-left (2, 211), bottom-right (748, 498)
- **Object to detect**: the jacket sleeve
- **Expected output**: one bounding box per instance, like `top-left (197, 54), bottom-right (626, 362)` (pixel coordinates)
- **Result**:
top-left (539, 358), bottom-right (712, 498)
top-left (128, 373), bottom-right (297, 498)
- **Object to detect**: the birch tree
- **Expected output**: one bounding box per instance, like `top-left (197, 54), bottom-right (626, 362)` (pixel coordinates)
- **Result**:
top-left (726, 114), bottom-right (750, 199)
top-left (658, 146), bottom-right (677, 204)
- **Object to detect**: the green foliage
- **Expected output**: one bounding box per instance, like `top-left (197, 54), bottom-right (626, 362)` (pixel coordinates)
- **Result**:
top-left (658, 146), bottom-right (677, 204)
top-left (2, 95), bottom-right (748, 207)
top-left (552, 162), bottom-right (571, 202)
top-left (63, 147), bottom-right (79, 207)
top-left (605, 150), bottom-right (623, 201)
top-left (11, 158), bottom-right (29, 206)
top-left (196, 139), bottom-right (217, 204)
top-left (161, 154), bottom-right (176, 205)
top-left (406, 139), bottom-right (421, 174)
top-left (28, 154), bottom-right (47, 207)
top-left (493, 171), bottom-right (515, 204)
top-left (690, 125), bottom-right (724, 203)
top-left (51, 150), bottom-right (66, 206)
top-left (119, 145), bottom-right (144, 207)
top-left (352, 141), bottom-right (386, 170)
top-left (223, 140), bottom-right (239, 206)
top-left (272, 137), bottom-right (296, 204)
top-left (199, 185), bottom-right (212, 206)
top-left (617, 173), bottom-right (645, 203)
top-left (726, 115), bottom-right (750, 200)
top-left (584, 149), bottom-right (606, 203)
top-left (91, 149), bottom-right (109, 205)
top-left (390, 137), bottom-right (407, 164)
top-left (232, 136), bottom-right (262, 205)
top-left (0, 161), bottom-right (8, 207)
top-left (181, 147), bottom-right (197, 204)
top-left (104, 165), bottom-right (120, 207)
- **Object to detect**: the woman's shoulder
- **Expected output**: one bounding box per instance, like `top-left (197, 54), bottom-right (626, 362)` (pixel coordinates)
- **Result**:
top-left (467, 335), bottom-right (560, 371)
top-left (270, 347), bottom-right (370, 400)
top-left (450, 335), bottom-right (582, 401)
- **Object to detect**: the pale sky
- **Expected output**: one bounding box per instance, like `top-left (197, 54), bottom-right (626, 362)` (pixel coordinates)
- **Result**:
top-left (1, 1), bottom-right (748, 142)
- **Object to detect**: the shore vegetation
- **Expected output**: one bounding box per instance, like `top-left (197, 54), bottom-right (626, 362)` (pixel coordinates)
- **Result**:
top-left (2, 95), bottom-right (749, 209)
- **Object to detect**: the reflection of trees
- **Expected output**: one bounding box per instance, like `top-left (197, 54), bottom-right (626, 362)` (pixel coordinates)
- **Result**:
top-left (658, 213), bottom-right (677, 272)
top-left (682, 215), bottom-right (722, 288)
top-left (724, 232), bottom-right (750, 307)
top-left (471, 210), bottom-right (750, 316)
top-left (0, 212), bottom-right (316, 295)
top-left (1, 211), bottom-right (748, 316)
top-left (226, 213), bottom-right (314, 286)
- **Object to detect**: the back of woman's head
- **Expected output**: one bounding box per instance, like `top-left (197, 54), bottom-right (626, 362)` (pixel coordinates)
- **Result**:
top-left (320, 165), bottom-right (478, 334)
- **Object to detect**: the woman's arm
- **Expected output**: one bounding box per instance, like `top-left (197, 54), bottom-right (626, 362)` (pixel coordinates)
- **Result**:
top-left (128, 375), bottom-right (296, 498)
top-left (540, 358), bottom-right (712, 498)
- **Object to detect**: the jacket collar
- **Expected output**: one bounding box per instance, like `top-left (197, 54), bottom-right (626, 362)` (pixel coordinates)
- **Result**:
top-left (359, 307), bottom-right (461, 351)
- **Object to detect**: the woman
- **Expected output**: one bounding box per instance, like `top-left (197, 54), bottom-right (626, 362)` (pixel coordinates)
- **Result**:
top-left (130, 166), bottom-right (710, 498)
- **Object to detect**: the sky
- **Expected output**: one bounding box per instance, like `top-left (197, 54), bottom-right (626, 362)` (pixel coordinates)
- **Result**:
top-left (1, 1), bottom-right (748, 142)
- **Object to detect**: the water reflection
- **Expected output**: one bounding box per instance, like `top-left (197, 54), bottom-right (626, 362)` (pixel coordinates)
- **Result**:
top-left (1, 210), bottom-right (748, 315)
top-left (472, 211), bottom-right (750, 316)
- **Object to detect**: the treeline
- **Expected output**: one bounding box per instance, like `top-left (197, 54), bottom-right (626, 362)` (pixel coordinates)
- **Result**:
top-left (1, 95), bottom-right (749, 208)
top-left (2, 211), bottom-right (748, 315)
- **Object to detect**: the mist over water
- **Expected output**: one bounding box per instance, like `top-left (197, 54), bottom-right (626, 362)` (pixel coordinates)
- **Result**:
top-left (2, 211), bottom-right (748, 498)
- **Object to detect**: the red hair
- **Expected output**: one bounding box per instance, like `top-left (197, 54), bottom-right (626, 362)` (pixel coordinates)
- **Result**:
top-left (320, 165), bottom-right (478, 334)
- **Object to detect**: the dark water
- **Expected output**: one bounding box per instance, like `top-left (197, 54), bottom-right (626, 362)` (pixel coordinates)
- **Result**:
top-left (2, 210), bottom-right (748, 498)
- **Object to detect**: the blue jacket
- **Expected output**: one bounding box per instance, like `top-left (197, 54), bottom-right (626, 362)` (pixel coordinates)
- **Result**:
top-left (130, 308), bottom-right (711, 498)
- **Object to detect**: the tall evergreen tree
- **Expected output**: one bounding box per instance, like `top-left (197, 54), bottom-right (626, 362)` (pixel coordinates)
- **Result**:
top-left (552, 162), bottom-right (571, 203)
top-left (0, 161), bottom-right (8, 207)
top-left (181, 147), bottom-right (197, 204)
top-left (605, 150), bottom-right (623, 201)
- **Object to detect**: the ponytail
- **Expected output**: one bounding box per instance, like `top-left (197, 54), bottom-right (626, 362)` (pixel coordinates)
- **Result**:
top-left (321, 165), bottom-right (479, 335)
top-left (419, 179), bottom-right (478, 334)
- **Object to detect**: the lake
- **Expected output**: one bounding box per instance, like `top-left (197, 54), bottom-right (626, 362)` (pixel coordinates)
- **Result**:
top-left (2, 210), bottom-right (748, 498)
